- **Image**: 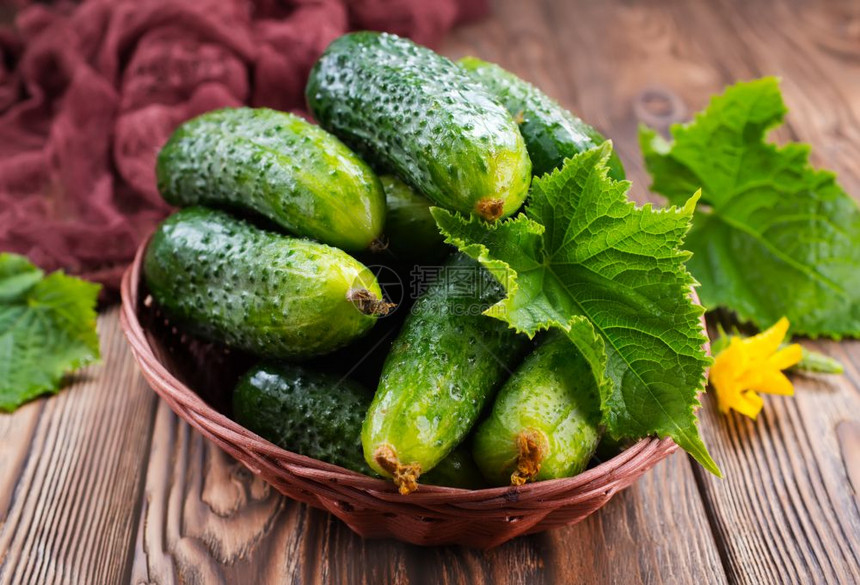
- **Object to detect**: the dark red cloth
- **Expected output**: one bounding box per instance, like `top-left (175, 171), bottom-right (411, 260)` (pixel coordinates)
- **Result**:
top-left (0, 0), bottom-right (487, 289)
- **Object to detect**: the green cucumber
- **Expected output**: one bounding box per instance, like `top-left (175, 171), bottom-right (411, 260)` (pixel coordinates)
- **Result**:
top-left (362, 254), bottom-right (529, 494)
top-left (472, 333), bottom-right (602, 486)
top-left (306, 32), bottom-right (532, 222)
top-left (233, 362), bottom-right (485, 488)
top-left (144, 207), bottom-right (390, 359)
top-left (422, 447), bottom-right (487, 490)
top-left (233, 362), bottom-right (373, 473)
top-left (156, 107), bottom-right (385, 251)
top-left (380, 175), bottom-right (448, 263)
top-left (458, 57), bottom-right (625, 181)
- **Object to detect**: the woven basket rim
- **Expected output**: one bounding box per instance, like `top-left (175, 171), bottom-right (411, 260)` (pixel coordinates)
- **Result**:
top-left (119, 234), bottom-right (681, 503)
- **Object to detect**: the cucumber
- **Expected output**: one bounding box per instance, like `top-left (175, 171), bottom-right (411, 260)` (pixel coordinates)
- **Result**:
top-left (458, 57), bottom-right (625, 181)
top-left (380, 175), bottom-right (448, 263)
top-left (306, 32), bottom-right (532, 221)
top-left (233, 362), bottom-right (485, 488)
top-left (156, 107), bottom-right (386, 251)
top-left (362, 253), bottom-right (530, 494)
top-left (304, 299), bottom-right (407, 390)
top-left (144, 207), bottom-right (390, 359)
top-left (233, 362), bottom-right (373, 473)
top-left (472, 333), bottom-right (602, 486)
top-left (422, 446), bottom-right (487, 490)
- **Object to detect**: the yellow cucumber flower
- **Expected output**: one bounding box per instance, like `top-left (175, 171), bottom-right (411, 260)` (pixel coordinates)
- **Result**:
top-left (709, 317), bottom-right (803, 419)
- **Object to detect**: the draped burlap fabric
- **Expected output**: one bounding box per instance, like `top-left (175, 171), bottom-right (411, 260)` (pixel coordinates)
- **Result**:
top-left (0, 0), bottom-right (486, 291)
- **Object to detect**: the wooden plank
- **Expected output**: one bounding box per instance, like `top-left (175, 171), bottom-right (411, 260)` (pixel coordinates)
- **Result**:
top-left (322, 454), bottom-right (722, 584)
top-left (130, 398), bottom-right (419, 585)
top-left (130, 400), bottom-right (290, 585)
top-left (694, 339), bottom-right (860, 585)
top-left (539, 452), bottom-right (727, 585)
top-left (584, 0), bottom-right (860, 582)
top-left (0, 309), bottom-right (158, 585)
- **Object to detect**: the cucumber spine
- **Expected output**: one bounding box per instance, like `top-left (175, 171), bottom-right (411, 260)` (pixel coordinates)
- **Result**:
top-left (472, 333), bottom-right (602, 486)
top-left (233, 362), bottom-right (374, 473)
top-left (361, 253), bottom-right (529, 494)
top-left (458, 57), bottom-right (625, 181)
top-left (156, 107), bottom-right (386, 251)
top-left (306, 32), bottom-right (532, 221)
top-left (144, 207), bottom-right (389, 359)
top-left (234, 361), bottom-right (487, 488)
top-left (379, 174), bottom-right (449, 263)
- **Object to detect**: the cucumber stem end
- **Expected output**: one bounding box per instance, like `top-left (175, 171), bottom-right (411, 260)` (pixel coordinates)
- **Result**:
top-left (374, 444), bottom-right (421, 495)
top-left (369, 237), bottom-right (389, 253)
top-left (347, 288), bottom-right (395, 316)
top-left (476, 198), bottom-right (505, 221)
top-left (511, 429), bottom-right (545, 486)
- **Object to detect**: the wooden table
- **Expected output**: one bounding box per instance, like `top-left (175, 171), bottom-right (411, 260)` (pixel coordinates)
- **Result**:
top-left (2, 0), bottom-right (860, 583)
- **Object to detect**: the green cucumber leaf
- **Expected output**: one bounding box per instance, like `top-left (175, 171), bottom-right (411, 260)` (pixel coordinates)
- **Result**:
top-left (431, 143), bottom-right (718, 475)
top-left (640, 77), bottom-right (860, 338)
top-left (0, 253), bottom-right (101, 411)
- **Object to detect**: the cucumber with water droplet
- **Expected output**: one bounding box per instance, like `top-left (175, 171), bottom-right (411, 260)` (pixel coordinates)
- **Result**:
top-left (380, 175), bottom-right (448, 263)
top-left (458, 57), bottom-right (625, 181)
top-left (234, 362), bottom-right (374, 473)
top-left (421, 446), bottom-right (487, 489)
top-left (233, 361), bottom-right (486, 488)
top-left (144, 207), bottom-right (390, 359)
top-left (156, 107), bottom-right (386, 251)
top-left (306, 32), bottom-right (532, 222)
top-left (472, 333), bottom-right (602, 486)
top-left (362, 254), bottom-right (530, 494)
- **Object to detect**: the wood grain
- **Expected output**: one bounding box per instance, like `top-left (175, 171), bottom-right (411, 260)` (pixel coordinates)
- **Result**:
top-left (2, 0), bottom-right (860, 583)
top-left (0, 309), bottom-right (157, 585)
top-left (542, 453), bottom-right (727, 585)
top-left (613, 1), bottom-right (860, 582)
top-left (693, 340), bottom-right (860, 585)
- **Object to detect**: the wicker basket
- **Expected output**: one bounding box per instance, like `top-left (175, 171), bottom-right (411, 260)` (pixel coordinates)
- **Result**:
top-left (120, 236), bottom-right (686, 549)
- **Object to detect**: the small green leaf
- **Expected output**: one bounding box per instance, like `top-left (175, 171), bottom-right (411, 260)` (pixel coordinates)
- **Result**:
top-left (432, 143), bottom-right (718, 475)
top-left (0, 253), bottom-right (101, 411)
top-left (640, 77), bottom-right (860, 338)
top-left (0, 254), bottom-right (44, 302)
